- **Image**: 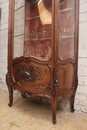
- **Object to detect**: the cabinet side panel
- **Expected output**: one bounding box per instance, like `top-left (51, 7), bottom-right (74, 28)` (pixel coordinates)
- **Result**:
top-left (56, 0), bottom-right (76, 92)
top-left (58, 63), bottom-right (74, 90)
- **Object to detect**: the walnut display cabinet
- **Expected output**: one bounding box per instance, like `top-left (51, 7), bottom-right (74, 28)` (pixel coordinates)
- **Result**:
top-left (6, 0), bottom-right (79, 124)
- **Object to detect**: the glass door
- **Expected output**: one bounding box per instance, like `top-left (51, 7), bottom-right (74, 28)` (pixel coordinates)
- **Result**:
top-left (12, 0), bottom-right (53, 96)
top-left (24, 0), bottom-right (52, 61)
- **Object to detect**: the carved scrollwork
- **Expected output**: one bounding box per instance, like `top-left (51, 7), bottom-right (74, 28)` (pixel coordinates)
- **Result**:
top-left (24, 56), bottom-right (30, 62)
top-left (53, 77), bottom-right (58, 98)
top-left (54, 77), bottom-right (58, 88)
top-left (6, 72), bottom-right (12, 86)
top-left (53, 68), bottom-right (59, 98)
top-left (75, 77), bottom-right (78, 89)
top-left (17, 65), bottom-right (44, 82)
top-left (21, 91), bottom-right (32, 99)
top-left (46, 82), bottom-right (51, 92)
top-left (57, 58), bottom-right (76, 65)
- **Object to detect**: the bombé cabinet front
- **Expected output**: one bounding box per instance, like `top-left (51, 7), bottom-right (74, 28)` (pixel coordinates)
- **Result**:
top-left (6, 0), bottom-right (79, 124)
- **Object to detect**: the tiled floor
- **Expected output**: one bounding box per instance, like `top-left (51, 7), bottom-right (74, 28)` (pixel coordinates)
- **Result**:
top-left (0, 90), bottom-right (87, 130)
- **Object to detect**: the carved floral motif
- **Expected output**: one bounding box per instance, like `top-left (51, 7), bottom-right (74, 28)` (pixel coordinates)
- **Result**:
top-left (17, 65), bottom-right (44, 82)
top-left (6, 72), bottom-right (12, 86)
top-left (53, 68), bottom-right (59, 98)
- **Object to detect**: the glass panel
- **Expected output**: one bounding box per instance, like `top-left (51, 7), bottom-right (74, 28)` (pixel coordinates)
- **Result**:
top-left (14, 0), bottom-right (25, 58)
top-left (24, 0), bottom-right (52, 61)
top-left (58, 0), bottom-right (75, 60)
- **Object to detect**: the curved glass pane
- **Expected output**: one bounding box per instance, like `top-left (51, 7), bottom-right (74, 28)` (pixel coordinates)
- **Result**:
top-left (14, 0), bottom-right (25, 58)
top-left (58, 0), bottom-right (75, 60)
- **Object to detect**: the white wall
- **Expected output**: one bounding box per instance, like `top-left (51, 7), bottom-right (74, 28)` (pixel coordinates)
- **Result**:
top-left (0, 0), bottom-right (9, 91)
top-left (0, 0), bottom-right (25, 90)
top-left (0, 0), bottom-right (87, 113)
top-left (75, 0), bottom-right (87, 112)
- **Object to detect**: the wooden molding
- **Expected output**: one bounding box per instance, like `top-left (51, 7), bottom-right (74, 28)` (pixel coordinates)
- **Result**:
top-left (0, 8), bottom-right (1, 18)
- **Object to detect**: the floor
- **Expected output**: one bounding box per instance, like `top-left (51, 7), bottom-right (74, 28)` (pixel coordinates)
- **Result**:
top-left (0, 90), bottom-right (87, 130)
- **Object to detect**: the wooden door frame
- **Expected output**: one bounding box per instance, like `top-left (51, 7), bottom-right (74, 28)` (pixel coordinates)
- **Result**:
top-left (75, 0), bottom-right (79, 79)
top-left (8, 0), bottom-right (14, 82)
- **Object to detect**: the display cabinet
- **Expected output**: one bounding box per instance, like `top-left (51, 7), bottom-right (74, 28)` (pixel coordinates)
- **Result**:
top-left (6, 0), bottom-right (79, 124)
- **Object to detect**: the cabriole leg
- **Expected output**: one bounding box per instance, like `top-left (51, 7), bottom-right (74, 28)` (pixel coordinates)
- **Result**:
top-left (70, 77), bottom-right (78, 112)
top-left (6, 72), bottom-right (13, 107)
top-left (8, 86), bottom-right (13, 107)
top-left (51, 99), bottom-right (57, 124)
top-left (52, 110), bottom-right (56, 124)
top-left (70, 94), bottom-right (75, 113)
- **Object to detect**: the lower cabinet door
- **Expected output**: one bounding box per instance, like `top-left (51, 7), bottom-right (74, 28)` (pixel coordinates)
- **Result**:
top-left (13, 57), bottom-right (51, 95)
